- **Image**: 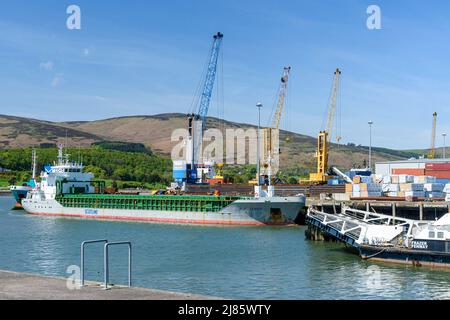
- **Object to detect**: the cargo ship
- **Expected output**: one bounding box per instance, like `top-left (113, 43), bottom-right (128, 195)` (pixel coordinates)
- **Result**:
top-left (306, 206), bottom-right (450, 268)
top-left (22, 146), bottom-right (305, 226)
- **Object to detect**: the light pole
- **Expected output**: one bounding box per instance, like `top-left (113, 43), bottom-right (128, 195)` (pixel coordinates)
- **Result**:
top-left (368, 121), bottom-right (373, 171)
top-left (256, 102), bottom-right (263, 186)
top-left (443, 133), bottom-right (447, 159)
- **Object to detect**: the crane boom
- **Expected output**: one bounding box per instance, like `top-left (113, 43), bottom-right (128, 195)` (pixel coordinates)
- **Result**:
top-left (306, 68), bottom-right (342, 184)
top-left (197, 32), bottom-right (224, 130)
top-left (428, 112), bottom-right (437, 159)
top-left (325, 68), bottom-right (341, 143)
top-left (271, 67), bottom-right (291, 129)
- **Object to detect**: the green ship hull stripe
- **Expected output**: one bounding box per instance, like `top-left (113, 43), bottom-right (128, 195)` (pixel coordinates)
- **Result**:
top-left (56, 194), bottom-right (249, 213)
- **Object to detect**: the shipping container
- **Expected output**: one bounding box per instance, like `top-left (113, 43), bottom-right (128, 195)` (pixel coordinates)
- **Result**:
top-left (425, 163), bottom-right (450, 171)
top-left (392, 168), bottom-right (425, 175)
top-left (424, 170), bottom-right (450, 179)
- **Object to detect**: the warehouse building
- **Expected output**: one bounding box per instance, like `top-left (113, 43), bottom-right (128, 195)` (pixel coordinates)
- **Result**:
top-left (375, 159), bottom-right (450, 181)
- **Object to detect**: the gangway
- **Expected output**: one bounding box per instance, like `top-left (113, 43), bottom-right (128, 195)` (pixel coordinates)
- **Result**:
top-left (306, 206), bottom-right (428, 248)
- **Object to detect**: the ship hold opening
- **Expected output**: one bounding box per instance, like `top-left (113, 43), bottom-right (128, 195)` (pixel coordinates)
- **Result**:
top-left (270, 208), bottom-right (282, 221)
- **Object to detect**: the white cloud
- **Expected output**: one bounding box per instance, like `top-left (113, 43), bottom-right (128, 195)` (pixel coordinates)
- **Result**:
top-left (51, 75), bottom-right (63, 87)
top-left (83, 48), bottom-right (90, 56)
top-left (39, 61), bottom-right (53, 71)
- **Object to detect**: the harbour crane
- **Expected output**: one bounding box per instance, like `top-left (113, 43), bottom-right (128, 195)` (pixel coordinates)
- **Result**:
top-left (308, 68), bottom-right (341, 183)
top-left (260, 67), bottom-right (291, 184)
top-left (173, 32), bottom-right (224, 188)
top-left (428, 112), bottom-right (437, 159)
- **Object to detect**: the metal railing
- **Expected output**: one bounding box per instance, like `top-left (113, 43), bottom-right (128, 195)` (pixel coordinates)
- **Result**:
top-left (81, 239), bottom-right (108, 287)
top-left (104, 241), bottom-right (132, 290)
top-left (80, 239), bottom-right (132, 290)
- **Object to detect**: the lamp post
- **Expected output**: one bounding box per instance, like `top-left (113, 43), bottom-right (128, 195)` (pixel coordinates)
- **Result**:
top-left (443, 133), bottom-right (447, 159)
top-left (368, 121), bottom-right (373, 171)
top-left (256, 102), bottom-right (263, 186)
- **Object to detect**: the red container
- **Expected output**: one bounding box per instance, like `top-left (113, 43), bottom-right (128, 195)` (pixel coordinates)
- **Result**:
top-left (425, 163), bottom-right (450, 171)
top-left (424, 170), bottom-right (450, 179)
top-left (392, 168), bottom-right (425, 175)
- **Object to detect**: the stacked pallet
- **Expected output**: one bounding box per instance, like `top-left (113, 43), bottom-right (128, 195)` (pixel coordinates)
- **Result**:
top-left (347, 174), bottom-right (445, 200)
top-left (347, 174), bottom-right (380, 198)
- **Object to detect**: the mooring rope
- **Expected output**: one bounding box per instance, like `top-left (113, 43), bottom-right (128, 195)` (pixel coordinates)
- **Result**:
top-left (359, 247), bottom-right (388, 259)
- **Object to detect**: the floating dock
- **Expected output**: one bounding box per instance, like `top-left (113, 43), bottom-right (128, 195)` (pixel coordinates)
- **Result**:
top-left (0, 270), bottom-right (220, 300)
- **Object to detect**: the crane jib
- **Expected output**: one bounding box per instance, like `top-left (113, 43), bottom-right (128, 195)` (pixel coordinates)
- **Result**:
top-left (197, 32), bottom-right (224, 130)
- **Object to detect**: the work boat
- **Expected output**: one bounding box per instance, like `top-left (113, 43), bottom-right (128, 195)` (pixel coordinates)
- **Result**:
top-left (306, 206), bottom-right (450, 268)
top-left (10, 149), bottom-right (37, 209)
top-left (22, 146), bottom-right (305, 226)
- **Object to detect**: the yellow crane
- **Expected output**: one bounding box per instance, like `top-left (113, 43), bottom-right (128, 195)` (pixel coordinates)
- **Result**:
top-left (428, 112), bottom-right (438, 159)
top-left (308, 68), bottom-right (341, 183)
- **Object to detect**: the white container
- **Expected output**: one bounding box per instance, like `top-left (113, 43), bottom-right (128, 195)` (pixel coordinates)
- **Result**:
top-left (353, 184), bottom-right (361, 192)
top-left (382, 176), bottom-right (392, 184)
top-left (373, 174), bottom-right (383, 183)
top-left (352, 191), bottom-right (361, 198)
top-left (388, 184), bottom-right (400, 192)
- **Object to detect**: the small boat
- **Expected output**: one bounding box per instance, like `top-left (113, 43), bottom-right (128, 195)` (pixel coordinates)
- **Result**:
top-left (10, 181), bottom-right (34, 209)
top-left (306, 205), bottom-right (450, 268)
top-left (9, 149), bottom-right (37, 210)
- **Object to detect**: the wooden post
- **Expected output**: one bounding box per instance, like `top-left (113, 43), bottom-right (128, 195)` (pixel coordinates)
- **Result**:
top-left (419, 203), bottom-right (424, 221)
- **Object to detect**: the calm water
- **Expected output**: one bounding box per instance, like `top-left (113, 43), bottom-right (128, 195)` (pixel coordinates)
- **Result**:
top-left (0, 196), bottom-right (449, 299)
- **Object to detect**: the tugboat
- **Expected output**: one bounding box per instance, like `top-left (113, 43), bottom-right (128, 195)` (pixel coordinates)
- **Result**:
top-left (10, 149), bottom-right (37, 210)
top-left (21, 145), bottom-right (305, 226)
top-left (306, 205), bottom-right (450, 268)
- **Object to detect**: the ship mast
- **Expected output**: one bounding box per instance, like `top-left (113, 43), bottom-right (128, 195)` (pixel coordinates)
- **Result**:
top-left (57, 144), bottom-right (64, 165)
top-left (31, 148), bottom-right (37, 180)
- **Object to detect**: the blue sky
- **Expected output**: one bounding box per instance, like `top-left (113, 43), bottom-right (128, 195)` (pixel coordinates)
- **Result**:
top-left (0, 0), bottom-right (449, 149)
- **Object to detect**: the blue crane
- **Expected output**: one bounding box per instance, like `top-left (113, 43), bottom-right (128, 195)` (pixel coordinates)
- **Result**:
top-left (196, 32), bottom-right (223, 129)
top-left (173, 32), bottom-right (224, 188)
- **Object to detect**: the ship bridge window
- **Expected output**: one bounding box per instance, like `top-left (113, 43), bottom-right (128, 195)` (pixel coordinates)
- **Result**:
top-left (429, 231), bottom-right (435, 238)
top-left (437, 232), bottom-right (444, 239)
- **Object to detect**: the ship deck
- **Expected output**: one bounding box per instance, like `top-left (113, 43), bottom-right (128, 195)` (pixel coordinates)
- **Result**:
top-left (57, 193), bottom-right (250, 212)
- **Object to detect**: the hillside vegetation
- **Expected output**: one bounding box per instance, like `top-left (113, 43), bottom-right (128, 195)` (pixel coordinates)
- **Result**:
top-left (0, 146), bottom-right (172, 189)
